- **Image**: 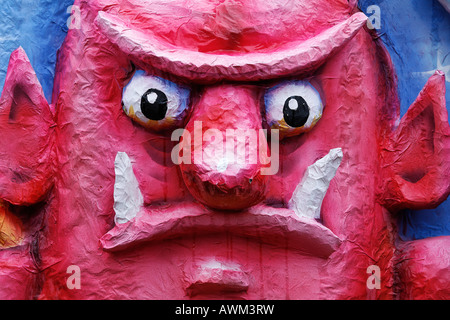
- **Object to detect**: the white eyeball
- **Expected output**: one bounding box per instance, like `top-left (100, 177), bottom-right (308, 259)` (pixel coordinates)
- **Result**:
top-left (122, 70), bottom-right (190, 130)
top-left (264, 80), bottom-right (323, 137)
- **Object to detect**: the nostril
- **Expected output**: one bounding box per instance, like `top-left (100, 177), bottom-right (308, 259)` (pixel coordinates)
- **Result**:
top-left (180, 165), bottom-right (266, 211)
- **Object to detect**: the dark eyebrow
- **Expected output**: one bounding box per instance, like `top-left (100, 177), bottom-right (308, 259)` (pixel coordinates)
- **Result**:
top-left (96, 11), bottom-right (367, 83)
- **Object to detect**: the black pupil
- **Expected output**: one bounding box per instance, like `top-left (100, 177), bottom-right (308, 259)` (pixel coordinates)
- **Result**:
top-left (283, 96), bottom-right (309, 127)
top-left (140, 89), bottom-right (168, 121)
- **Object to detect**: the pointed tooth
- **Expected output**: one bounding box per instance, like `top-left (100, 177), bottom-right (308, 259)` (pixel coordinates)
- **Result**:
top-left (288, 148), bottom-right (343, 220)
top-left (113, 152), bottom-right (144, 225)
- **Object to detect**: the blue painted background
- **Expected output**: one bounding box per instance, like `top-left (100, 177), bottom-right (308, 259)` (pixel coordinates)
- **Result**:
top-left (0, 0), bottom-right (449, 240)
top-left (0, 0), bottom-right (74, 101)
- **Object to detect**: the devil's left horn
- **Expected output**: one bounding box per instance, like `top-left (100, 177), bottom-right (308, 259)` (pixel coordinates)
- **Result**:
top-left (0, 47), bottom-right (55, 205)
top-left (380, 71), bottom-right (450, 211)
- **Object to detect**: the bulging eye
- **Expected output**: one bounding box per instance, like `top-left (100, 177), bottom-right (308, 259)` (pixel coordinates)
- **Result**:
top-left (122, 70), bottom-right (190, 131)
top-left (264, 80), bottom-right (323, 138)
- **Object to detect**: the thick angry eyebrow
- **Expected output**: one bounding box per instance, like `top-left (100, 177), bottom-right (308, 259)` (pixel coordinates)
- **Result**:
top-left (95, 11), bottom-right (367, 82)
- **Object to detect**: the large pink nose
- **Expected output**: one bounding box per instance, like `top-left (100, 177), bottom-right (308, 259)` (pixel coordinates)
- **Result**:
top-left (179, 85), bottom-right (268, 211)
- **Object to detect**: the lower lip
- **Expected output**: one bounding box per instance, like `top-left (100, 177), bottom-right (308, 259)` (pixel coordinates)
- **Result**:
top-left (100, 202), bottom-right (341, 258)
top-left (185, 259), bottom-right (250, 298)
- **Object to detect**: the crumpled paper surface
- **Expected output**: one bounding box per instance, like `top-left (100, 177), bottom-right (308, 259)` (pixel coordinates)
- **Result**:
top-left (0, 0), bottom-right (448, 300)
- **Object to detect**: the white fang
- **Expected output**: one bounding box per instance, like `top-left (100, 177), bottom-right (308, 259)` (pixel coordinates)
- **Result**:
top-left (113, 152), bottom-right (144, 224)
top-left (288, 148), bottom-right (343, 220)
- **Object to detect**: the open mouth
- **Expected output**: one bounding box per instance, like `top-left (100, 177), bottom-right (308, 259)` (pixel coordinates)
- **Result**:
top-left (100, 148), bottom-right (343, 259)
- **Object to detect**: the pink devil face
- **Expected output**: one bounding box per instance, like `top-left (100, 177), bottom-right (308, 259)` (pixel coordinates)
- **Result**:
top-left (0, 0), bottom-right (448, 300)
